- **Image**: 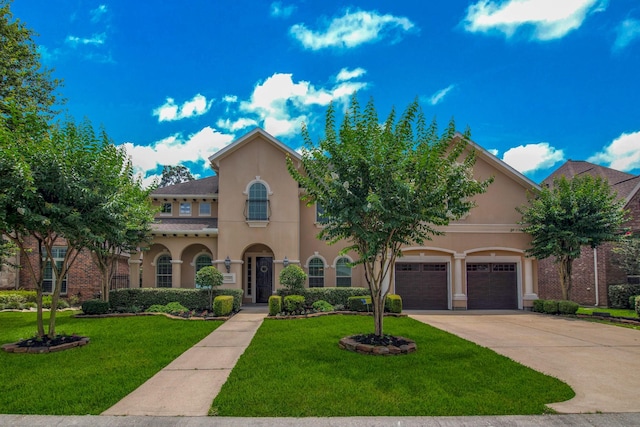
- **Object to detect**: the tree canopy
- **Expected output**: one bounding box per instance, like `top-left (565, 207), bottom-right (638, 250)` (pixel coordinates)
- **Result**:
top-left (518, 175), bottom-right (628, 300)
top-left (288, 96), bottom-right (492, 337)
top-left (159, 164), bottom-right (195, 187)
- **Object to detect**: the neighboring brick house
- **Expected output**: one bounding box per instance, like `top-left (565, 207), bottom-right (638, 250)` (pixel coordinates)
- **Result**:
top-left (5, 127), bottom-right (544, 310)
top-left (537, 160), bottom-right (640, 306)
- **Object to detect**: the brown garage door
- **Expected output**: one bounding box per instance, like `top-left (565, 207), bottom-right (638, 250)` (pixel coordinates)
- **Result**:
top-left (467, 263), bottom-right (517, 309)
top-left (395, 263), bottom-right (448, 309)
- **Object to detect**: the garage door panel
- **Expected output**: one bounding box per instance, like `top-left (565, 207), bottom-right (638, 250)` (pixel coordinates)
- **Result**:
top-left (395, 263), bottom-right (448, 310)
top-left (467, 263), bottom-right (517, 309)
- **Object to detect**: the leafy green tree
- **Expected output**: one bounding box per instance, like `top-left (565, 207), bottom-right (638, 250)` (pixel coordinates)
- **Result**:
top-left (288, 96), bottom-right (492, 337)
top-left (159, 164), bottom-right (195, 187)
top-left (279, 265), bottom-right (307, 294)
top-left (612, 234), bottom-right (640, 276)
top-left (0, 0), bottom-right (61, 135)
top-left (0, 119), bottom-right (153, 338)
top-left (196, 266), bottom-right (223, 311)
top-left (518, 175), bottom-right (628, 300)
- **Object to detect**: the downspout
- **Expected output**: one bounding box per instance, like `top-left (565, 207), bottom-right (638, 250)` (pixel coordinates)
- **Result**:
top-left (593, 247), bottom-right (599, 307)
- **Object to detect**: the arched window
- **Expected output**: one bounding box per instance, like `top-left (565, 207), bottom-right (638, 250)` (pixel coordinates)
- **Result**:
top-left (194, 254), bottom-right (212, 288)
top-left (156, 255), bottom-right (172, 288)
top-left (336, 257), bottom-right (352, 287)
top-left (246, 182), bottom-right (268, 221)
top-left (308, 257), bottom-right (325, 288)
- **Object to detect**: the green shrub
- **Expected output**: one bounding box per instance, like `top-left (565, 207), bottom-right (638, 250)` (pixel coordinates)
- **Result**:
top-left (558, 300), bottom-right (579, 315)
top-left (279, 265), bottom-right (307, 293)
top-left (0, 290), bottom-right (36, 304)
top-left (630, 295), bottom-right (639, 310)
top-left (312, 300), bottom-right (334, 312)
top-left (385, 294), bottom-right (402, 313)
top-left (213, 295), bottom-right (234, 316)
top-left (109, 288), bottom-right (243, 312)
top-left (146, 304), bottom-right (168, 313)
top-left (268, 295), bottom-right (282, 316)
top-left (634, 296), bottom-right (640, 316)
top-left (5, 300), bottom-right (21, 309)
top-left (543, 300), bottom-right (559, 314)
top-left (532, 299), bottom-right (545, 313)
top-left (196, 266), bottom-right (224, 311)
top-left (608, 284), bottom-right (640, 308)
top-left (283, 295), bottom-right (305, 314)
top-left (165, 301), bottom-right (189, 315)
top-left (277, 287), bottom-right (369, 306)
top-left (348, 296), bottom-right (371, 312)
top-left (81, 299), bottom-right (110, 315)
top-left (0, 303), bottom-right (5, 310)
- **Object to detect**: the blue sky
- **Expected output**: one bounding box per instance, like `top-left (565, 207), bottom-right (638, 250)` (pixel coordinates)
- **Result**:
top-left (12, 0), bottom-right (640, 186)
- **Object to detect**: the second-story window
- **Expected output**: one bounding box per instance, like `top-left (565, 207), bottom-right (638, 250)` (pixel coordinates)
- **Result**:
top-left (247, 182), bottom-right (268, 221)
top-left (199, 202), bottom-right (211, 216)
top-left (160, 203), bottom-right (172, 215)
top-left (179, 202), bottom-right (191, 216)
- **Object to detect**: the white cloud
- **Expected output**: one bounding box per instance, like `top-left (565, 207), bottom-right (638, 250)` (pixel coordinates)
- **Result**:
top-left (463, 0), bottom-right (607, 41)
top-left (90, 5), bottom-right (108, 23)
top-left (224, 71), bottom-right (367, 137)
top-left (487, 148), bottom-right (499, 156)
top-left (153, 94), bottom-right (213, 122)
top-left (120, 127), bottom-right (234, 187)
top-left (270, 2), bottom-right (296, 18)
top-left (336, 67), bottom-right (366, 81)
top-left (502, 142), bottom-right (565, 173)
top-left (66, 33), bottom-right (106, 46)
top-left (614, 18), bottom-right (640, 51)
top-left (427, 84), bottom-right (455, 105)
top-left (290, 9), bottom-right (416, 50)
top-left (222, 95), bottom-right (238, 103)
top-left (588, 131), bottom-right (640, 172)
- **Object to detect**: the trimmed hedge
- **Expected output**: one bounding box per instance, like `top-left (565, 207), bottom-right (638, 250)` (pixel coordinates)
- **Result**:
top-left (348, 296), bottom-right (371, 312)
top-left (608, 284), bottom-right (640, 309)
top-left (312, 300), bottom-right (334, 312)
top-left (277, 287), bottom-right (369, 306)
top-left (81, 299), bottom-right (109, 315)
top-left (213, 295), bottom-right (234, 316)
top-left (109, 288), bottom-right (243, 312)
top-left (283, 295), bottom-right (305, 314)
top-left (532, 299), bottom-right (579, 315)
top-left (634, 296), bottom-right (640, 316)
top-left (0, 290), bottom-right (37, 304)
top-left (269, 295), bottom-right (282, 316)
top-left (386, 294), bottom-right (402, 314)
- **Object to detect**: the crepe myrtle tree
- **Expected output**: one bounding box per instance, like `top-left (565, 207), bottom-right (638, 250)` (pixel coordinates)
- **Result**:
top-left (287, 95), bottom-right (492, 337)
top-left (517, 175), bottom-right (628, 301)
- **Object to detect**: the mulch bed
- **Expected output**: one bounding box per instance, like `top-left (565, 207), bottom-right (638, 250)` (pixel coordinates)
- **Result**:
top-left (339, 334), bottom-right (417, 356)
top-left (2, 335), bottom-right (90, 354)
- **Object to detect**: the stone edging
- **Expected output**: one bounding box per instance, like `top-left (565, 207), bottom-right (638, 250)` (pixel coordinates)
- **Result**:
top-left (267, 311), bottom-right (407, 320)
top-left (2, 337), bottom-right (90, 354)
top-left (339, 335), bottom-right (417, 356)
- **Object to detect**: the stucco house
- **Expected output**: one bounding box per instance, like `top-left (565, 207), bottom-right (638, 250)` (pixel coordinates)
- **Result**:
top-left (126, 127), bottom-right (541, 310)
top-left (537, 160), bottom-right (640, 306)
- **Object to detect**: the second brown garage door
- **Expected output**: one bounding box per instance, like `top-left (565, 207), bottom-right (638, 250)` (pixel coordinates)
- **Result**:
top-left (395, 263), bottom-right (448, 309)
top-left (467, 263), bottom-right (518, 309)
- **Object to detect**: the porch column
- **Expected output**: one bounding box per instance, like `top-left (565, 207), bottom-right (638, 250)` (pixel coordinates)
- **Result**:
top-left (523, 257), bottom-right (538, 307)
top-left (171, 260), bottom-right (183, 288)
top-left (128, 258), bottom-right (142, 288)
top-left (452, 254), bottom-right (467, 309)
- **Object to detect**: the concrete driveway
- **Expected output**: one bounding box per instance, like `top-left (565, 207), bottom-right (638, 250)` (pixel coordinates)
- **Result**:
top-left (409, 311), bottom-right (640, 413)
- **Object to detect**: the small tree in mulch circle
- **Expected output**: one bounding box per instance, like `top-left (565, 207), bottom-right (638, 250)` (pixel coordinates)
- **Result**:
top-left (196, 266), bottom-right (223, 311)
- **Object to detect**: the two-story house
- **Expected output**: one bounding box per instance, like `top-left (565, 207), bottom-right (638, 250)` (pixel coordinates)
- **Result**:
top-left (128, 127), bottom-right (541, 310)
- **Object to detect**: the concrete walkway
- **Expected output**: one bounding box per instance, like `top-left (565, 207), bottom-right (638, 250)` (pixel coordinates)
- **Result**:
top-left (409, 311), bottom-right (640, 413)
top-left (102, 307), bottom-right (266, 417)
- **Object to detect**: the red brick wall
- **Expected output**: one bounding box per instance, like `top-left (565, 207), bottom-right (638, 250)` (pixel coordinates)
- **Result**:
top-left (626, 191), bottom-right (640, 234)
top-left (17, 236), bottom-right (129, 303)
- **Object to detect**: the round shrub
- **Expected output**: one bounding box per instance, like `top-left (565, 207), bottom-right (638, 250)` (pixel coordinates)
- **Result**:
top-left (312, 300), bottom-right (334, 312)
top-left (146, 304), bottom-right (168, 313)
top-left (164, 301), bottom-right (189, 315)
top-left (283, 295), bottom-right (305, 314)
top-left (279, 265), bottom-right (307, 293)
top-left (81, 299), bottom-right (109, 315)
top-left (558, 300), bottom-right (579, 315)
top-left (543, 300), bottom-right (559, 314)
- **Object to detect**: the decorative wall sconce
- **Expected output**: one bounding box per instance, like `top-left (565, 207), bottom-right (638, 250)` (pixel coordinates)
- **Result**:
top-left (224, 256), bottom-right (231, 273)
top-left (283, 256), bottom-right (289, 268)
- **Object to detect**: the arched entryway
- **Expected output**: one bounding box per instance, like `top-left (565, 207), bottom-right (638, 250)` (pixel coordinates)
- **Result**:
top-left (243, 244), bottom-right (275, 303)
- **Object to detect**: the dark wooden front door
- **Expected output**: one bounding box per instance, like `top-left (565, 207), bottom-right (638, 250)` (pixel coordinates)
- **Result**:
top-left (256, 257), bottom-right (273, 303)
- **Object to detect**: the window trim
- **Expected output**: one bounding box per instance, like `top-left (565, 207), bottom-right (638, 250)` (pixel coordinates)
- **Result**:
top-left (179, 202), bottom-right (192, 216)
top-left (334, 256), bottom-right (353, 287)
top-left (244, 177), bottom-right (272, 225)
top-left (156, 254), bottom-right (173, 288)
top-left (42, 246), bottom-right (68, 294)
top-left (199, 202), bottom-right (211, 216)
top-left (305, 254), bottom-right (327, 288)
top-left (160, 202), bottom-right (173, 216)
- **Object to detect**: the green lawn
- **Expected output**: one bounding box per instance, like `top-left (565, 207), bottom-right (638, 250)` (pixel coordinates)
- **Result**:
top-left (211, 315), bottom-right (574, 416)
top-left (577, 307), bottom-right (638, 318)
top-left (0, 311), bottom-right (221, 415)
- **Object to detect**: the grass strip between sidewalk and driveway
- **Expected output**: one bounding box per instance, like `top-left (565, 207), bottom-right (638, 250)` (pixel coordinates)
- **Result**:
top-left (211, 315), bottom-right (574, 417)
top-left (0, 311), bottom-right (221, 415)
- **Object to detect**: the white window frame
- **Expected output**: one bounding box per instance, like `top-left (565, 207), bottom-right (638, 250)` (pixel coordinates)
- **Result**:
top-left (160, 202), bottom-right (172, 216)
top-left (179, 202), bottom-right (192, 216)
top-left (199, 202), bottom-right (211, 216)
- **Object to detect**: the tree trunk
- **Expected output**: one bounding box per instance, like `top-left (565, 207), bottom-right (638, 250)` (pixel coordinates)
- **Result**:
top-left (371, 285), bottom-right (384, 337)
top-left (557, 256), bottom-right (574, 301)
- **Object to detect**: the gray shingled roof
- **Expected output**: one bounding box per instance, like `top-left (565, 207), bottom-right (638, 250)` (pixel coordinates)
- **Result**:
top-left (543, 160), bottom-right (640, 203)
top-left (151, 176), bottom-right (218, 196)
top-left (152, 218), bottom-right (218, 234)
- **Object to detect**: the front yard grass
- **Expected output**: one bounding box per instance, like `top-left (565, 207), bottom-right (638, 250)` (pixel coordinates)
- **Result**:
top-left (577, 307), bottom-right (638, 318)
top-left (211, 315), bottom-right (574, 416)
top-left (0, 311), bottom-right (221, 415)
